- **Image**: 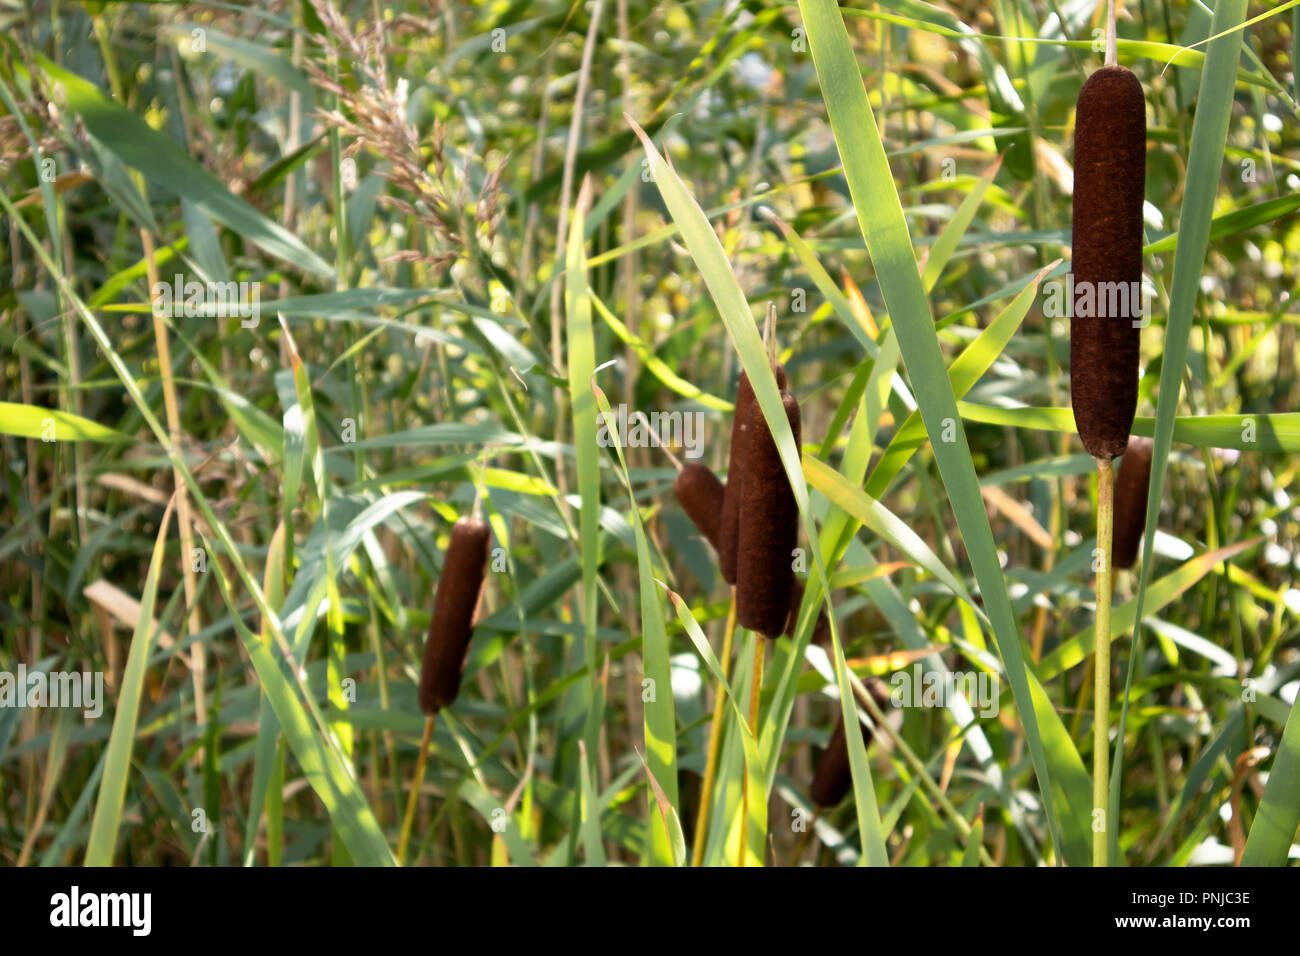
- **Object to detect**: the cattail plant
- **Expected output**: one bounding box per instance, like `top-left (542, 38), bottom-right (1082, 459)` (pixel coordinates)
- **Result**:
top-left (676, 461), bottom-right (828, 641)
top-left (398, 510), bottom-right (491, 864)
top-left (735, 388), bottom-right (801, 637)
top-left (674, 454), bottom-right (829, 866)
top-left (720, 365), bottom-right (787, 585)
top-left (674, 462), bottom-right (726, 555)
top-left (1112, 437), bottom-right (1154, 571)
top-left (733, 311), bottom-right (803, 865)
top-left (810, 681), bottom-right (891, 810)
top-left (417, 516), bottom-right (492, 714)
top-left (792, 680), bottom-right (891, 863)
top-left (1070, 0), bottom-right (1146, 868)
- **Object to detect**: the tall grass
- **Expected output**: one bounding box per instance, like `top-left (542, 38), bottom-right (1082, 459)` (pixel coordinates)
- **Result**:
top-left (2, 0), bottom-right (1299, 867)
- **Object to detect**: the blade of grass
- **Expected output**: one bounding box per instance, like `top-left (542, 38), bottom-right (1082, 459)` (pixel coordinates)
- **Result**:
top-left (591, 371), bottom-right (679, 865)
top-left (921, 154), bottom-right (1005, 292)
top-left (866, 262), bottom-right (1056, 497)
top-left (1233, 695), bottom-right (1300, 866)
top-left (589, 289), bottom-right (732, 410)
top-left (83, 498), bottom-right (175, 866)
top-left (0, 402), bottom-right (133, 443)
top-left (566, 177), bottom-right (604, 782)
top-left (204, 536), bottom-right (396, 866)
top-left (577, 740), bottom-right (607, 866)
top-left (241, 521), bottom-right (287, 866)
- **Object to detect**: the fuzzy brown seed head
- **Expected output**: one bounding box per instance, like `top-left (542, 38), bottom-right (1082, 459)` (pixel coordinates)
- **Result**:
top-left (720, 365), bottom-right (786, 584)
top-left (674, 462), bottom-right (726, 555)
top-left (418, 516), bottom-right (491, 715)
top-left (1070, 65), bottom-right (1147, 461)
top-left (736, 389), bottom-right (800, 637)
top-left (784, 577), bottom-right (831, 646)
top-left (1112, 436), bottom-right (1154, 570)
top-left (809, 682), bottom-right (890, 809)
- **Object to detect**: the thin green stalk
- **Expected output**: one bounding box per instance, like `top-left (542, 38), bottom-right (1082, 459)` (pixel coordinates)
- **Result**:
top-left (739, 635), bottom-right (764, 867)
top-left (690, 588), bottom-right (737, 867)
top-left (1093, 457), bottom-right (1115, 867)
top-left (267, 743), bottom-right (286, 867)
top-left (397, 714), bottom-right (436, 865)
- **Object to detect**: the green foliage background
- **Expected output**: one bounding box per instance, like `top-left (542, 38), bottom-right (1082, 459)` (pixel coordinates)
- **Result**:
top-left (2, 0), bottom-right (1299, 866)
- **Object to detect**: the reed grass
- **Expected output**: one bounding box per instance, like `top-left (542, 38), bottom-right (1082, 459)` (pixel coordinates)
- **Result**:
top-left (2, 0), bottom-right (1296, 870)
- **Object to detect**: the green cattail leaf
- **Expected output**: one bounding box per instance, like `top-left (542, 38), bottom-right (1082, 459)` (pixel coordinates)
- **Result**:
top-left (591, 378), bottom-right (679, 865)
top-left (1037, 539), bottom-right (1258, 682)
top-left (956, 404), bottom-right (1300, 454)
top-left (577, 741), bottom-right (607, 867)
top-left (566, 178), bottom-right (606, 801)
top-left (84, 502), bottom-right (175, 866)
top-left (666, 585), bottom-right (765, 866)
top-left (961, 809), bottom-right (985, 867)
top-left (0, 402), bottom-right (133, 443)
top-left (805, 455), bottom-right (972, 607)
top-left (1239, 697), bottom-right (1300, 866)
top-left (205, 537), bottom-right (396, 866)
top-left (921, 155), bottom-right (1004, 293)
top-left (242, 522), bottom-right (288, 866)
top-left (589, 289), bottom-right (733, 410)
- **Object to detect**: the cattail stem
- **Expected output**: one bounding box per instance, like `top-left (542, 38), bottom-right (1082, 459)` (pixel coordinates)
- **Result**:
top-left (690, 588), bottom-right (738, 867)
top-left (738, 635), bottom-right (765, 867)
top-left (1105, 0), bottom-right (1118, 68)
top-left (397, 714), bottom-right (436, 865)
top-left (1093, 457), bottom-right (1115, 867)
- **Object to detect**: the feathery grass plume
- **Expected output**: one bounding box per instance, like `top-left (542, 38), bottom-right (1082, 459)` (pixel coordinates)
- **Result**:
top-left (736, 388), bottom-right (800, 637)
top-left (674, 462), bottom-right (726, 554)
top-left (418, 516), bottom-right (492, 714)
top-left (305, 0), bottom-right (506, 272)
top-left (1069, 64), bottom-right (1147, 461)
top-left (1112, 436), bottom-right (1154, 569)
top-left (720, 365), bottom-right (787, 584)
top-left (784, 578), bottom-right (831, 646)
top-left (810, 682), bottom-right (891, 809)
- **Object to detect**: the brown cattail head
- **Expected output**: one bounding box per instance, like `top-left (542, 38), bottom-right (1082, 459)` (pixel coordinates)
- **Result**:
top-left (418, 516), bottom-right (491, 715)
top-left (674, 462), bottom-right (726, 555)
top-left (1112, 436), bottom-right (1154, 570)
top-left (720, 366), bottom-right (786, 584)
top-left (736, 388), bottom-right (800, 637)
top-left (1070, 65), bottom-right (1146, 461)
top-left (785, 577), bottom-right (831, 646)
top-left (810, 682), bottom-right (891, 809)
